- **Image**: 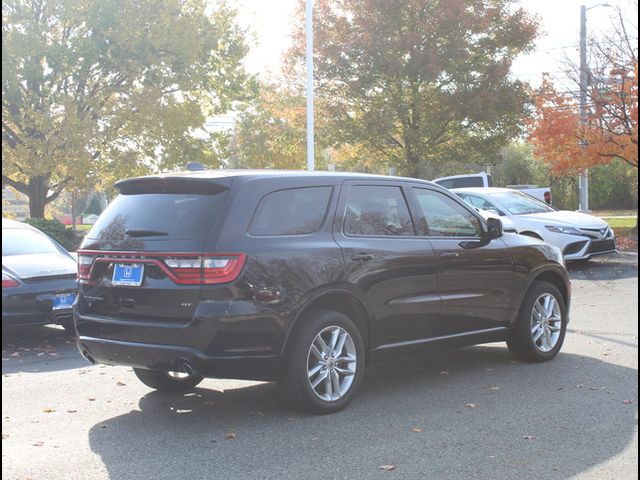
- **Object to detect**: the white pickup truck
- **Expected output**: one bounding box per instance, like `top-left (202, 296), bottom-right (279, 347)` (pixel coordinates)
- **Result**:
top-left (432, 172), bottom-right (552, 205)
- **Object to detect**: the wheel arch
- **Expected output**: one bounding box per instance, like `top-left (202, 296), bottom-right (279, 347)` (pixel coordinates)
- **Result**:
top-left (517, 268), bottom-right (571, 324)
top-left (283, 289), bottom-right (372, 358)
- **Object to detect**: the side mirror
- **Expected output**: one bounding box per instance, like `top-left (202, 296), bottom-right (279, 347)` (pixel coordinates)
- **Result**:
top-left (485, 217), bottom-right (503, 240)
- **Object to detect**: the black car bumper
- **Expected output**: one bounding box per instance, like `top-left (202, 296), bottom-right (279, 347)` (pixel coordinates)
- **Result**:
top-left (77, 336), bottom-right (283, 381)
top-left (2, 277), bottom-right (76, 328)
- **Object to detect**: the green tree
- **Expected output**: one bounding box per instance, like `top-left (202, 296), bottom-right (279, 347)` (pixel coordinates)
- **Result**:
top-left (2, 0), bottom-right (253, 217)
top-left (492, 142), bottom-right (548, 187)
top-left (288, 0), bottom-right (538, 178)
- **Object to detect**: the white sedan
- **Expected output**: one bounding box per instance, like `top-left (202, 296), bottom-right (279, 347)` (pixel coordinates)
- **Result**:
top-left (452, 187), bottom-right (616, 261)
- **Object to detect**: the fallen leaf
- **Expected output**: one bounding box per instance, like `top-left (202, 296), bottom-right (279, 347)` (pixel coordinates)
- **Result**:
top-left (67, 409), bottom-right (78, 414)
top-left (224, 432), bottom-right (236, 440)
top-left (411, 428), bottom-right (423, 433)
top-left (522, 435), bottom-right (536, 440)
top-left (43, 408), bottom-right (56, 413)
top-left (489, 386), bottom-right (500, 391)
top-left (87, 397), bottom-right (96, 401)
top-left (33, 441), bottom-right (44, 447)
top-left (623, 400), bottom-right (633, 405)
top-left (116, 381), bottom-right (126, 386)
top-left (379, 465), bottom-right (395, 471)
top-left (466, 403), bottom-right (476, 409)
top-left (576, 384), bottom-right (584, 389)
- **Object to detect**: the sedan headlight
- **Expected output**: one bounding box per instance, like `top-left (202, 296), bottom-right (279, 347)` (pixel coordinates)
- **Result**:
top-left (545, 225), bottom-right (583, 236)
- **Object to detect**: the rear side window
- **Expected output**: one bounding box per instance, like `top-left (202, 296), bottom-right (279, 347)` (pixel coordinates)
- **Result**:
top-left (449, 177), bottom-right (485, 188)
top-left (249, 187), bottom-right (332, 236)
top-left (344, 186), bottom-right (415, 236)
top-left (87, 193), bottom-right (228, 241)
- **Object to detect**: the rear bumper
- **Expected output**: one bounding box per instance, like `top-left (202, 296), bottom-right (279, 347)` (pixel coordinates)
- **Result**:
top-left (77, 336), bottom-right (283, 381)
top-left (2, 308), bottom-right (73, 328)
top-left (2, 276), bottom-right (76, 328)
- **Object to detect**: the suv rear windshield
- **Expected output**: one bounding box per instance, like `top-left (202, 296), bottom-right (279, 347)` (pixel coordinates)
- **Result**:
top-left (87, 192), bottom-right (228, 241)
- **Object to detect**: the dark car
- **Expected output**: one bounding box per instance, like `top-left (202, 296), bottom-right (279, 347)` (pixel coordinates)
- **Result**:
top-left (75, 171), bottom-right (570, 413)
top-left (2, 219), bottom-right (77, 334)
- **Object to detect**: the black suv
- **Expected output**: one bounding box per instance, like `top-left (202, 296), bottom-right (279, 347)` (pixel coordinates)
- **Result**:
top-left (76, 170), bottom-right (570, 413)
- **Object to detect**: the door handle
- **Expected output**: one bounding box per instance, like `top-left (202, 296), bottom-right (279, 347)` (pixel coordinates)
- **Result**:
top-left (351, 252), bottom-right (374, 262)
top-left (439, 252), bottom-right (460, 259)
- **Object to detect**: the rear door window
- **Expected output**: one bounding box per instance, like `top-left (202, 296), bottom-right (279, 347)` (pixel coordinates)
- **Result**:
top-left (249, 187), bottom-right (332, 236)
top-left (344, 185), bottom-right (415, 236)
top-left (87, 193), bottom-right (228, 241)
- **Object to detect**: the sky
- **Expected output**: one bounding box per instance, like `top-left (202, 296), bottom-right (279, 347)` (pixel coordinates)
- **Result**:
top-left (234, 0), bottom-right (636, 87)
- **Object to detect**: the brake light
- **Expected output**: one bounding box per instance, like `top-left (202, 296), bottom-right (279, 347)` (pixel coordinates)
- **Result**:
top-left (544, 191), bottom-right (552, 205)
top-left (77, 254), bottom-right (95, 280)
top-left (2, 273), bottom-right (20, 288)
top-left (164, 254), bottom-right (246, 285)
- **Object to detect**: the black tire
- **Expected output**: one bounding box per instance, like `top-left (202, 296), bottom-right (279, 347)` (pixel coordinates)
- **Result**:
top-left (133, 368), bottom-right (204, 392)
top-left (507, 281), bottom-right (567, 362)
top-left (280, 309), bottom-right (365, 414)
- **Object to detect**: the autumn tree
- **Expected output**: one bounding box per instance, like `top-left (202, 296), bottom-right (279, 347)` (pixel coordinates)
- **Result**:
top-left (2, 0), bottom-right (253, 217)
top-left (529, 4), bottom-right (638, 174)
top-left (286, 0), bottom-right (538, 178)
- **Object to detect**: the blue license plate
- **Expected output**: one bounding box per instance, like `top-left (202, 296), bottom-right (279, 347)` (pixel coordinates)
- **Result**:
top-left (53, 293), bottom-right (76, 311)
top-left (112, 263), bottom-right (145, 286)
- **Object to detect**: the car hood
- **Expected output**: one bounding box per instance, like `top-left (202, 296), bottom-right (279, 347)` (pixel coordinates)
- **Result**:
top-left (3, 252), bottom-right (77, 280)
top-left (517, 210), bottom-right (608, 229)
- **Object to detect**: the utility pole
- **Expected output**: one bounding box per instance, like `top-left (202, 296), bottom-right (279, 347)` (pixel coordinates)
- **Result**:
top-left (306, 0), bottom-right (315, 171)
top-left (578, 3), bottom-right (611, 212)
top-left (579, 5), bottom-right (589, 212)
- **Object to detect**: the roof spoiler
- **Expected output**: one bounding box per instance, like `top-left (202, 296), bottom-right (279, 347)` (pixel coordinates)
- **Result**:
top-left (115, 176), bottom-right (230, 195)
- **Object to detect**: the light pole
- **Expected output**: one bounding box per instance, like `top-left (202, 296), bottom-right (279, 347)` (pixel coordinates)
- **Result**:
top-left (306, 0), bottom-right (315, 171)
top-left (578, 3), bottom-right (611, 212)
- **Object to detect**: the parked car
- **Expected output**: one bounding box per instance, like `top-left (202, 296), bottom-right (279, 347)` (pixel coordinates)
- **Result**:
top-left (433, 172), bottom-right (552, 204)
top-left (452, 187), bottom-right (616, 261)
top-left (75, 171), bottom-right (570, 413)
top-left (2, 219), bottom-right (77, 333)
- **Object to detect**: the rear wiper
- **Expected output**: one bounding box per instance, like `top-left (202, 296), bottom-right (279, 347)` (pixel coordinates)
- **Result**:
top-left (125, 229), bottom-right (169, 237)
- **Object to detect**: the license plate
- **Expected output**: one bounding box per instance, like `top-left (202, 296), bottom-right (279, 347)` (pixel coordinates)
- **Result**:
top-left (112, 263), bottom-right (145, 287)
top-left (52, 293), bottom-right (76, 311)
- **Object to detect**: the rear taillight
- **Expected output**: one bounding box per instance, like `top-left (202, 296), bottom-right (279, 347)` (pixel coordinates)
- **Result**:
top-left (164, 254), bottom-right (246, 285)
top-left (544, 191), bottom-right (552, 205)
top-left (76, 251), bottom-right (246, 285)
top-left (2, 272), bottom-right (20, 288)
top-left (77, 254), bottom-right (95, 280)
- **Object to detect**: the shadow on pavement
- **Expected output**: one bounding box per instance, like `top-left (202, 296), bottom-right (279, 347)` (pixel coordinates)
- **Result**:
top-left (567, 254), bottom-right (637, 281)
top-left (2, 325), bottom-right (87, 373)
top-left (88, 345), bottom-right (638, 480)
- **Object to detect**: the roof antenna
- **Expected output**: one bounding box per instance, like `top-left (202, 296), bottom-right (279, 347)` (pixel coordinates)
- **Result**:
top-left (185, 162), bottom-right (207, 171)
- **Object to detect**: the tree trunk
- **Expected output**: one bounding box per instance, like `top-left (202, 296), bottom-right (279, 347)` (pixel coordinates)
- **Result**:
top-left (27, 176), bottom-right (49, 218)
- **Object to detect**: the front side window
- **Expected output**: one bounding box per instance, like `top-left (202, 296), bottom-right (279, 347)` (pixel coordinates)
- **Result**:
top-left (413, 189), bottom-right (482, 237)
top-left (249, 186), bottom-right (332, 235)
top-left (344, 185), bottom-right (415, 236)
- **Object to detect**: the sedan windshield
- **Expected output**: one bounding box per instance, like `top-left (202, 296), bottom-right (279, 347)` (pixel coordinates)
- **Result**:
top-left (490, 191), bottom-right (555, 215)
top-left (2, 228), bottom-right (60, 256)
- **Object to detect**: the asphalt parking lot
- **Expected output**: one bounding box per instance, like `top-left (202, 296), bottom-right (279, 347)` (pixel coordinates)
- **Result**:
top-left (2, 254), bottom-right (637, 480)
